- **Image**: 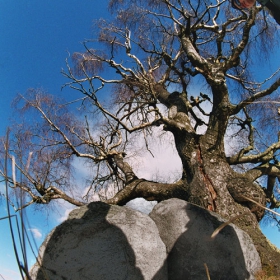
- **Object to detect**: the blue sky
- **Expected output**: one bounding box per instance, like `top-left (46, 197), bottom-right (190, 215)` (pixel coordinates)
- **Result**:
top-left (0, 1), bottom-right (109, 134)
top-left (0, 1), bottom-right (279, 280)
top-left (0, 1), bottom-right (110, 279)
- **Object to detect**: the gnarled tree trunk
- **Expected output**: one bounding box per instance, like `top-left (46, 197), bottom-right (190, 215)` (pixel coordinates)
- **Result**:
top-left (106, 77), bottom-right (280, 275)
top-left (106, 130), bottom-right (280, 275)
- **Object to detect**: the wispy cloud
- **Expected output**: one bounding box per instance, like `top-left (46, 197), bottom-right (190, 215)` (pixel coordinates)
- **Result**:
top-left (57, 208), bottom-right (74, 223)
top-left (0, 266), bottom-right (21, 280)
top-left (55, 201), bottom-right (77, 223)
top-left (29, 228), bottom-right (42, 239)
top-left (126, 127), bottom-right (182, 182)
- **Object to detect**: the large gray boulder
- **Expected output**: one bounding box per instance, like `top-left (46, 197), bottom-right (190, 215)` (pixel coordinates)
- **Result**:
top-left (149, 198), bottom-right (261, 280)
top-left (30, 202), bottom-right (167, 280)
top-left (29, 199), bottom-right (261, 280)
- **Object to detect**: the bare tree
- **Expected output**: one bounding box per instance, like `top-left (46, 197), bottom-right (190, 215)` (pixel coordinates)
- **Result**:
top-left (1, 0), bottom-right (280, 275)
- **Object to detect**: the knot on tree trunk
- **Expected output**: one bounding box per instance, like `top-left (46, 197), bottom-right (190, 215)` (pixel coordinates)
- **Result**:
top-left (227, 176), bottom-right (266, 221)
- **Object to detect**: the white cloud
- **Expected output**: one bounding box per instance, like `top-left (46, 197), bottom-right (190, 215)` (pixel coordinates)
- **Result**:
top-left (29, 228), bottom-right (42, 239)
top-left (71, 157), bottom-right (94, 180)
top-left (55, 200), bottom-right (77, 223)
top-left (74, 126), bottom-right (183, 203)
top-left (57, 208), bottom-right (74, 223)
top-left (125, 198), bottom-right (157, 214)
top-left (126, 127), bottom-right (182, 183)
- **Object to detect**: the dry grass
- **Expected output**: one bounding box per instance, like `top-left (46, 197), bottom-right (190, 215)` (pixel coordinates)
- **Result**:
top-left (255, 269), bottom-right (280, 280)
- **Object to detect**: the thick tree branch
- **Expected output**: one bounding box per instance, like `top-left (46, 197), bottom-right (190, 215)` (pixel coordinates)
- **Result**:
top-left (180, 34), bottom-right (210, 77)
top-left (245, 163), bottom-right (280, 182)
top-left (227, 140), bottom-right (280, 165)
top-left (104, 178), bottom-right (186, 205)
top-left (111, 152), bottom-right (138, 183)
top-left (245, 165), bottom-right (280, 209)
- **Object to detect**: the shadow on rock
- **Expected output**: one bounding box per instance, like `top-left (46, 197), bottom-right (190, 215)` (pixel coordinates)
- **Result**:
top-left (31, 201), bottom-right (166, 280)
top-left (150, 198), bottom-right (261, 280)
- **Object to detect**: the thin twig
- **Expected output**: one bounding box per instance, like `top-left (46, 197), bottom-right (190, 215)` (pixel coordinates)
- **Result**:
top-left (210, 214), bottom-right (245, 239)
top-left (211, 195), bottom-right (280, 240)
top-left (204, 263), bottom-right (211, 280)
top-left (240, 195), bottom-right (280, 217)
top-left (25, 152), bottom-right (33, 172)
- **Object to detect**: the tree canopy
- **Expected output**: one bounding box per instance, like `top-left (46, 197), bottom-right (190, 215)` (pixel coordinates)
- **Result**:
top-left (1, 0), bottom-right (280, 274)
